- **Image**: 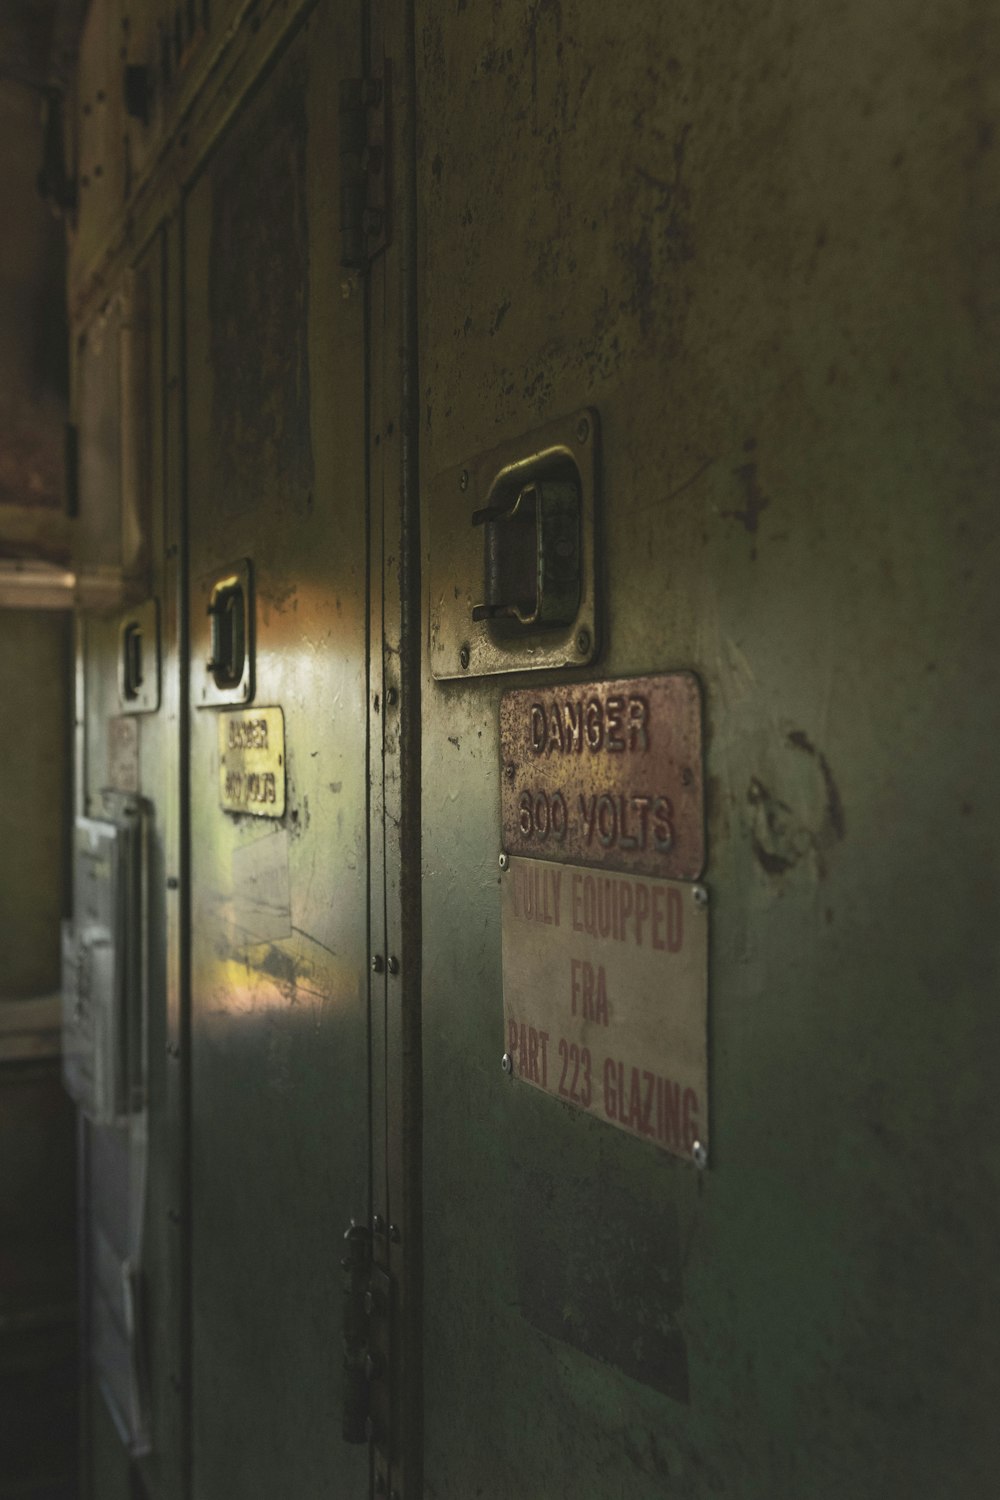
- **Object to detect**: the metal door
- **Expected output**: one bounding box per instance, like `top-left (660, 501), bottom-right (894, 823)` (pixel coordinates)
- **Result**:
top-left (414, 2), bottom-right (1000, 1498)
top-left (184, 6), bottom-right (371, 1493)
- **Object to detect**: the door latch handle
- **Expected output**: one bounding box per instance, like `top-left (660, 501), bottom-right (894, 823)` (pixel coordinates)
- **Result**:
top-left (472, 478), bottom-right (580, 628)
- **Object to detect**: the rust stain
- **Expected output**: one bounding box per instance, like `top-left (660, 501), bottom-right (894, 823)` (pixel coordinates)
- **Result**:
top-left (748, 734), bottom-right (846, 879)
top-left (788, 729), bottom-right (846, 841)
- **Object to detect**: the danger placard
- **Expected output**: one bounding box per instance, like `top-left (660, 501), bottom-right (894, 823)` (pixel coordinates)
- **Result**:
top-left (501, 855), bottom-right (708, 1163)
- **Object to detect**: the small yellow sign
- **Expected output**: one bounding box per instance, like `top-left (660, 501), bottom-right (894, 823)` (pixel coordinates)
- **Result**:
top-left (218, 707), bottom-right (286, 818)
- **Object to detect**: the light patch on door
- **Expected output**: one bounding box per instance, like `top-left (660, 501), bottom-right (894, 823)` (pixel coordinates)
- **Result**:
top-left (231, 828), bottom-right (292, 946)
top-left (501, 855), bottom-right (708, 1164)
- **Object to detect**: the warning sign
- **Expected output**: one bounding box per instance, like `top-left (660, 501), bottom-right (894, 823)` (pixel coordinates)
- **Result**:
top-left (501, 855), bottom-right (708, 1163)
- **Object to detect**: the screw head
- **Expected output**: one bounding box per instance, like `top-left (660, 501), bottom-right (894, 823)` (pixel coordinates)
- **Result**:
top-left (501, 1051), bottom-right (514, 1076)
top-left (459, 644), bottom-right (470, 670)
top-left (371, 953), bottom-right (384, 973)
top-left (385, 686), bottom-right (398, 708)
top-left (575, 628), bottom-right (591, 656)
top-left (389, 1223), bottom-right (401, 1243)
top-left (576, 415), bottom-right (591, 443)
top-left (692, 884), bottom-right (709, 909)
top-left (372, 1214), bottom-right (385, 1234)
top-left (498, 852), bottom-right (509, 871)
top-left (692, 1139), bottom-right (709, 1170)
top-left (387, 955), bottom-right (400, 975)
top-left (459, 468), bottom-right (469, 491)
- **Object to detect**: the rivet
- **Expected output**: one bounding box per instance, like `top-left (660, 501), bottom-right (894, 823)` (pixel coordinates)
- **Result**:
top-left (371, 954), bottom-right (384, 973)
top-left (692, 885), bottom-right (709, 909)
top-left (387, 955), bottom-right (400, 975)
top-left (575, 628), bottom-right (591, 656)
top-left (692, 1140), bottom-right (709, 1170)
top-left (459, 469), bottom-right (469, 492)
top-left (459, 644), bottom-right (470, 671)
top-left (501, 1052), bottom-right (514, 1076)
top-left (576, 415), bottom-right (591, 443)
top-left (389, 1223), bottom-right (401, 1243)
top-left (166, 875), bottom-right (179, 889)
top-left (498, 852), bottom-right (509, 871)
top-left (372, 1214), bottom-right (385, 1234)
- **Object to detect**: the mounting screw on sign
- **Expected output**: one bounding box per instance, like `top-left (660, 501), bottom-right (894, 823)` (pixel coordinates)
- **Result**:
top-left (498, 852), bottom-right (509, 871)
top-left (692, 1140), bottom-right (709, 1170)
top-left (692, 884), bottom-right (709, 909)
top-left (575, 628), bottom-right (591, 656)
top-left (501, 1051), bottom-right (514, 1076)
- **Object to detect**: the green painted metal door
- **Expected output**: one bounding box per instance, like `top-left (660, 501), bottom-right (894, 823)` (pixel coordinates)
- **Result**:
top-left (413, 1), bottom-right (1000, 1497)
top-left (184, 7), bottom-right (371, 1493)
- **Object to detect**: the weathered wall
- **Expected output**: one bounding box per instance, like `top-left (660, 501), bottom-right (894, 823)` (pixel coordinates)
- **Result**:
top-left (416, 0), bottom-right (1000, 1496)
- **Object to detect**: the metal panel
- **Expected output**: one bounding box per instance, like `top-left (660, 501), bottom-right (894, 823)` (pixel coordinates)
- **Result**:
top-left (415, 2), bottom-right (1000, 1498)
top-left (184, 7), bottom-right (369, 1495)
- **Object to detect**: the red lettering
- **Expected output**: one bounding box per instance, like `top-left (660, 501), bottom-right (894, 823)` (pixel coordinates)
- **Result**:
top-left (667, 887), bottom-right (683, 952)
top-left (594, 965), bottom-right (609, 1026)
top-left (635, 881), bottom-right (650, 946)
top-left (641, 1071), bottom-right (656, 1136)
top-left (663, 1079), bottom-right (681, 1149)
top-left (652, 886), bottom-right (667, 950)
top-left (618, 879), bottom-right (633, 940)
top-left (628, 1067), bottom-right (642, 1129)
top-left (528, 1027), bottom-right (540, 1082)
top-left (570, 957), bottom-right (582, 1015)
top-left (603, 1056), bottom-right (616, 1118)
top-left (538, 1031), bottom-right (549, 1087)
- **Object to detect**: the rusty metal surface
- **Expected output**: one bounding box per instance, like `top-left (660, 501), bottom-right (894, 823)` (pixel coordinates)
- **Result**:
top-left (502, 856), bottom-right (708, 1161)
top-left (500, 671), bottom-right (704, 879)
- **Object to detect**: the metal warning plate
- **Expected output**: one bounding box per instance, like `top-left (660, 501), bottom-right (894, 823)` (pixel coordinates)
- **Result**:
top-left (500, 672), bottom-right (704, 880)
top-left (501, 855), bottom-right (708, 1163)
top-left (218, 707), bottom-right (286, 818)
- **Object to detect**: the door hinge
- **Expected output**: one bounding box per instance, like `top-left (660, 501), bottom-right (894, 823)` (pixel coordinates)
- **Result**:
top-left (339, 70), bottom-right (390, 269)
top-left (341, 1221), bottom-right (393, 1456)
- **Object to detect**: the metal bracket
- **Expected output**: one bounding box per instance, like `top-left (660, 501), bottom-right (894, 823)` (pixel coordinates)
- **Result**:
top-left (339, 69), bottom-right (390, 269)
